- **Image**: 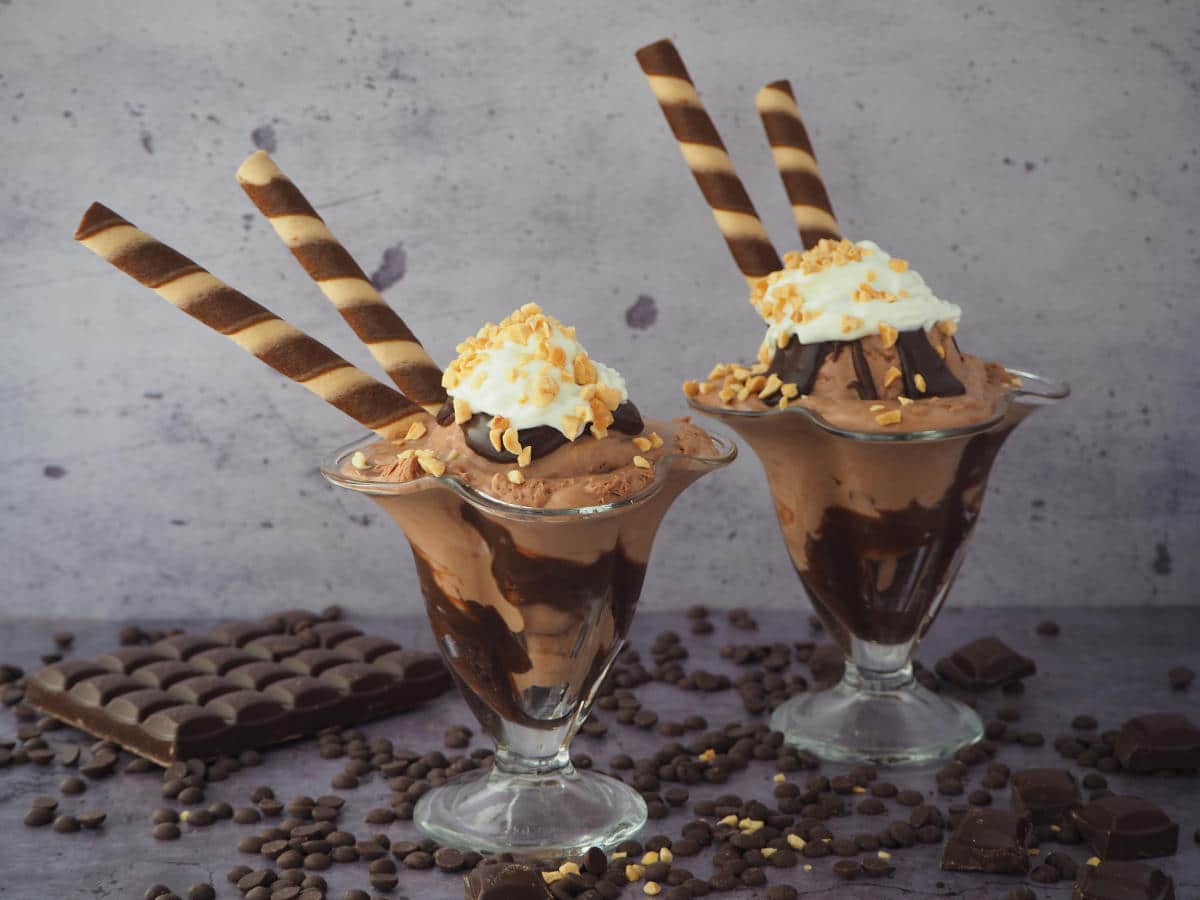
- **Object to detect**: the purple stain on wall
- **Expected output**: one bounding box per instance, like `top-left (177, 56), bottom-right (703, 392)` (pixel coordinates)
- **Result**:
top-left (1153, 542), bottom-right (1172, 575)
top-left (251, 124), bottom-right (277, 153)
top-left (370, 243), bottom-right (407, 291)
top-left (625, 294), bottom-right (658, 330)
top-left (43, 465), bottom-right (66, 479)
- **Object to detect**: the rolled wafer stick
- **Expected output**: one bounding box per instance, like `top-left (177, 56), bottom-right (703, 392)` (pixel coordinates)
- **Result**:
top-left (235, 150), bottom-right (446, 413)
top-left (74, 202), bottom-right (425, 439)
top-left (636, 38), bottom-right (783, 285)
top-left (755, 80), bottom-right (841, 249)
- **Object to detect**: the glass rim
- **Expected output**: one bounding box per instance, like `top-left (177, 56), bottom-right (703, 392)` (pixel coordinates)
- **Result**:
top-left (320, 431), bottom-right (737, 520)
top-left (687, 368), bottom-right (1068, 443)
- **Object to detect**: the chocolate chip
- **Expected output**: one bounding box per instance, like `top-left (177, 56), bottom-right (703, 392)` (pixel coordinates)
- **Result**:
top-left (861, 856), bottom-right (895, 877)
top-left (79, 810), bottom-right (106, 829)
top-left (187, 885), bottom-right (215, 900)
top-left (152, 822), bottom-right (181, 841)
top-left (896, 789), bottom-right (923, 806)
top-left (1036, 620), bottom-right (1060, 636)
top-left (1072, 714), bottom-right (1098, 731)
top-left (832, 859), bottom-right (862, 879)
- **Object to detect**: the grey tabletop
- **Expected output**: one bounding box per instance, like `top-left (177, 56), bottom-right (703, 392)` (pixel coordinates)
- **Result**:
top-left (0, 607), bottom-right (1197, 900)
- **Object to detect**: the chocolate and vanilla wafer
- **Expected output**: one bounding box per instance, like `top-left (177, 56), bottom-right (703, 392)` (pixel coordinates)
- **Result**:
top-left (755, 80), bottom-right (840, 249)
top-left (636, 38), bottom-right (782, 284)
top-left (74, 203), bottom-right (424, 439)
top-left (236, 151), bottom-right (446, 412)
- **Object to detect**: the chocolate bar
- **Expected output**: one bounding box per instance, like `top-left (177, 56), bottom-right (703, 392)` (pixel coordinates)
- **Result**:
top-left (939, 808), bottom-right (1032, 874)
top-left (1072, 795), bottom-right (1179, 860)
top-left (1010, 767), bottom-right (1081, 825)
top-left (935, 636), bottom-right (1036, 690)
top-left (24, 610), bottom-right (452, 765)
top-left (1114, 713), bottom-right (1200, 772)
top-left (1072, 860), bottom-right (1176, 900)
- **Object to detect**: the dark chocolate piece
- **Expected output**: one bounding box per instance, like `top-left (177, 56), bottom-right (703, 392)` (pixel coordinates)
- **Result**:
top-left (1114, 713), bottom-right (1200, 772)
top-left (1072, 795), bottom-right (1179, 860)
top-left (24, 611), bottom-right (451, 765)
top-left (452, 401), bottom-right (644, 463)
top-left (1072, 860), bottom-right (1175, 900)
top-left (463, 861), bottom-right (553, 900)
top-left (764, 336), bottom-right (834, 398)
top-left (935, 636), bottom-right (1036, 690)
top-left (1010, 768), bottom-right (1081, 825)
top-left (895, 329), bottom-right (966, 397)
top-left (939, 808), bottom-right (1032, 874)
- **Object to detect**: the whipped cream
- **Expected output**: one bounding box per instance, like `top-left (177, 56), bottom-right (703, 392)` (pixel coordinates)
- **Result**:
top-left (751, 239), bottom-right (961, 361)
top-left (442, 303), bottom-right (629, 439)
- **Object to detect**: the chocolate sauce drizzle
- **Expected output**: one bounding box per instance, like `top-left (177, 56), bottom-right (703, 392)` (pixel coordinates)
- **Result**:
top-left (764, 330), bottom-right (964, 404)
top-left (413, 503), bottom-right (645, 730)
top-left (436, 399), bottom-right (644, 463)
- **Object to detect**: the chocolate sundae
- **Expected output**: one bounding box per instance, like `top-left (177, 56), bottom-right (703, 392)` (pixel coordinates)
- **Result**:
top-left (638, 37), bottom-right (1066, 764)
top-left (336, 302), bottom-right (723, 738)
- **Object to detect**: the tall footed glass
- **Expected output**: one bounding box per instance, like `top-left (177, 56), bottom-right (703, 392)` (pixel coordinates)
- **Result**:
top-left (692, 371), bottom-right (1067, 766)
top-left (322, 434), bottom-right (735, 857)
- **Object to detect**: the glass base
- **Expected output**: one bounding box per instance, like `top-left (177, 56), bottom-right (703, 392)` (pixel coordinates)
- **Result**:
top-left (413, 762), bottom-right (647, 859)
top-left (770, 666), bottom-right (983, 766)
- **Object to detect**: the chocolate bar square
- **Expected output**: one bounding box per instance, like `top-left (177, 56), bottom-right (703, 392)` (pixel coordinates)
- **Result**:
top-left (935, 636), bottom-right (1036, 690)
top-left (940, 808), bottom-right (1032, 874)
top-left (1072, 795), bottom-right (1179, 860)
top-left (1010, 767), bottom-right (1081, 825)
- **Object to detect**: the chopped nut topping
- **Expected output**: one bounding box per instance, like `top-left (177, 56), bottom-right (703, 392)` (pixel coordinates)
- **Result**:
top-left (502, 428), bottom-right (522, 455)
top-left (781, 382), bottom-right (799, 399)
top-left (717, 814), bottom-right (739, 827)
top-left (632, 455), bottom-right (652, 470)
top-left (878, 850), bottom-right (892, 860)
top-left (759, 372), bottom-right (783, 398)
top-left (641, 851), bottom-right (660, 865)
top-left (914, 373), bottom-right (927, 393)
top-left (938, 319), bottom-right (958, 336)
top-left (888, 257), bottom-right (910, 273)
top-left (658, 848), bottom-right (673, 864)
top-left (649, 431), bottom-right (664, 449)
top-left (452, 397), bottom-right (472, 425)
top-left (558, 862), bottom-right (580, 876)
top-left (786, 834), bottom-right (806, 850)
top-left (778, 396), bottom-right (790, 409)
top-left (488, 429), bottom-right (503, 453)
top-left (417, 455), bottom-right (446, 477)
top-left (1086, 856), bottom-right (1101, 867)
top-left (612, 851), bottom-right (627, 860)
top-left (869, 403), bottom-right (886, 411)
top-left (542, 870), bottom-right (564, 885)
top-left (879, 322), bottom-right (899, 349)
top-left (935, 344), bottom-right (947, 359)
top-left (699, 749), bottom-right (717, 763)
top-left (875, 409), bottom-right (903, 426)
top-left (633, 436), bottom-right (652, 452)
top-left (517, 446), bottom-right (532, 468)
top-left (682, 379), bottom-right (700, 397)
top-left (898, 395), bottom-right (914, 406)
top-left (350, 451), bottom-right (369, 470)
top-left (404, 421), bottom-right (427, 441)
top-left (506, 469), bottom-right (525, 485)
top-left (397, 449), bottom-right (416, 461)
top-left (643, 883), bottom-right (661, 896)
top-left (561, 414), bottom-right (583, 441)
top-left (883, 365), bottom-right (902, 388)
top-left (625, 863), bottom-right (645, 882)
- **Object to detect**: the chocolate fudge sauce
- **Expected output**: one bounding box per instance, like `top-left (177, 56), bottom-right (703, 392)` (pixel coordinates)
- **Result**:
top-left (415, 502), bottom-right (645, 731)
top-left (799, 426), bottom-right (1012, 649)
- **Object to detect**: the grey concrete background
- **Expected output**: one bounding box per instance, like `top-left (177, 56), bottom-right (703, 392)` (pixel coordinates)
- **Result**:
top-left (1, 0), bottom-right (1197, 618)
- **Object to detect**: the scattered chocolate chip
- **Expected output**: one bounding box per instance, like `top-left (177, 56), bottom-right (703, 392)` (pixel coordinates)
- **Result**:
top-left (1167, 666), bottom-right (1194, 691)
top-left (1036, 620), bottom-right (1060, 636)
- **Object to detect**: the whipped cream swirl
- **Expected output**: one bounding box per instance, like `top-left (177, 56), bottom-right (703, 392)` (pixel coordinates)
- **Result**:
top-left (442, 303), bottom-right (629, 440)
top-left (752, 239), bottom-right (961, 360)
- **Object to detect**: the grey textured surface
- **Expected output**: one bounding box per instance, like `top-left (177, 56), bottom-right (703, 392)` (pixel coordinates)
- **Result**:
top-left (1, 608), bottom-right (1198, 898)
top-left (1, 0), bottom-right (1198, 617)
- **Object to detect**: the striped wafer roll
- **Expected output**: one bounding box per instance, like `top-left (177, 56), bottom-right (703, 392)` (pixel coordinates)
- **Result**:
top-left (636, 38), bottom-right (783, 284)
top-left (755, 80), bottom-right (841, 249)
top-left (74, 202), bottom-right (424, 439)
top-left (235, 150), bottom-right (446, 413)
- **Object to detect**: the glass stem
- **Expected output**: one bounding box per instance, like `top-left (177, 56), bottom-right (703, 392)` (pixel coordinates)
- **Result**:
top-left (493, 745), bottom-right (573, 777)
top-left (844, 637), bottom-right (917, 692)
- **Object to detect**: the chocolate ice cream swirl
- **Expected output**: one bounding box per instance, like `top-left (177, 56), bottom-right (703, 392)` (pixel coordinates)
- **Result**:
top-left (436, 400), bottom-right (645, 462)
